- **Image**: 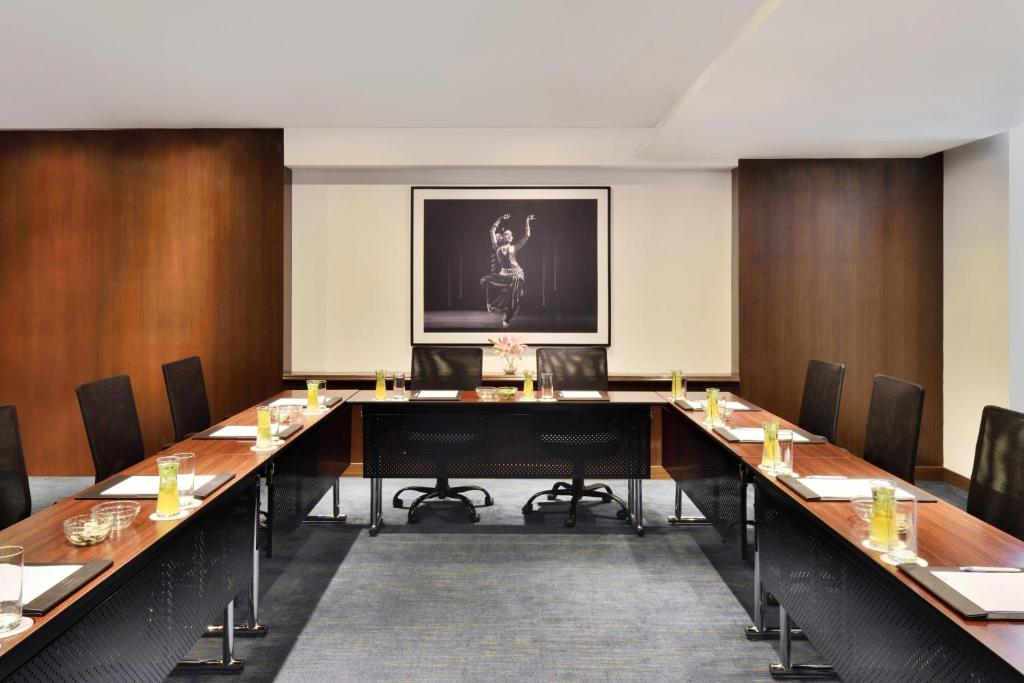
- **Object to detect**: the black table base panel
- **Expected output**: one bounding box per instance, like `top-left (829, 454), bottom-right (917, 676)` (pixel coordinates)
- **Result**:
top-left (662, 408), bottom-right (748, 556)
top-left (756, 479), bottom-right (1021, 683)
top-left (362, 409), bottom-right (651, 480)
top-left (5, 482), bottom-right (256, 683)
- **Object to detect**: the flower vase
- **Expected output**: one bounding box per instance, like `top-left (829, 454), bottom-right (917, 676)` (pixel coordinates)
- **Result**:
top-left (503, 361), bottom-right (517, 376)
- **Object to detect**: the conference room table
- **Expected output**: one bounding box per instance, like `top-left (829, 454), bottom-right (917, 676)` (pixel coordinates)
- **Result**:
top-left (660, 392), bottom-right (1024, 682)
top-left (352, 389), bottom-right (664, 536)
top-left (0, 389), bottom-right (354, 682)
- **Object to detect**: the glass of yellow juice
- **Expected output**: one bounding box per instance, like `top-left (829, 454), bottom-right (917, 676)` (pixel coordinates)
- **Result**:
top-left (255, 406), bottom-right (273, 450)
top-left (704, 388), bottom-right (720, 424)
top-left (155, 456), bottom-right (180, 518)
top-left (306, 379), bottom-right (319, 413)
top-left (522, 370), bottom-right (534, 400)
top-left (759, 420), bottom-right (780, 471)
top-left (869, 481), bottom-right (897, 551)
top-left (375, 370), bottom-right (387, 400)
top-left (670, 370), bottom-right (686, 400)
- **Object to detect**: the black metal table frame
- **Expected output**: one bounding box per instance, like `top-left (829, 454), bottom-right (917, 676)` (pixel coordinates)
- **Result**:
top-left (360, 401), bottom-right (653, 536)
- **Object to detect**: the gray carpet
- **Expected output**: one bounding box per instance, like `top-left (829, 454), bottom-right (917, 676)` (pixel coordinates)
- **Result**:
top-left (24, 476), bottom-right (968, 682)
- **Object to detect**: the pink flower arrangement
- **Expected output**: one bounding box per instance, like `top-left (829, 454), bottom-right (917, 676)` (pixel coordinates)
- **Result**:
top-left (488, 335), bottom-right (527, 369)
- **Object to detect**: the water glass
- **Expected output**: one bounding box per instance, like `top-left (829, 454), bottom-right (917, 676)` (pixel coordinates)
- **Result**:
top-left (173, 452), bottom-right (197, 509)
top-left (155, 456), bottom-right (181, 518)
top-left (540, 372), bottom-right (555, 401)
top-left (256, 405), bottom-right (273, 450)
top-left (718, 399), bottom-right (733, 424)
top-left (316, 379), bottom-right (328, 409)
top-left (670, 370), bottom-right (686, 400)
top-left (704, 387), bottom-right (720, 425)
top-left (392, 372), bottom-right (406, 400)
top-left (775, 430), bottom-right (794, 475)
top-left (0, 546), bottom-right (23, 634)
top-left (881, 498), bottom-right (920, 565)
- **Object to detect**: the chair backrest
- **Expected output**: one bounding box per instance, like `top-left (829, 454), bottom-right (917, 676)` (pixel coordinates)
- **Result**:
top-left (0, 405), bottom-right (31, 531)
top-left (798, 360), bottom-right (846, 443)
top-left (967, 405), bottom-right (1024, 542)
top-left (862, 374), bottom-right (925, 483)
top-left (411, 347), bottom-right (483, 390)
top-left (536, 347), bottom-right (608, 391)
top-left (76, 375), bottom-right (146, 482)
top-left (162, 356), bottom-right (212, 441)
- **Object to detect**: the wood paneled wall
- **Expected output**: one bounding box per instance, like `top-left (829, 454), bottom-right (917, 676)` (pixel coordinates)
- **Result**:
top-left (735, 158), bottom-right (943, 469)
top-left (0, 130), bottom-right (284, 475)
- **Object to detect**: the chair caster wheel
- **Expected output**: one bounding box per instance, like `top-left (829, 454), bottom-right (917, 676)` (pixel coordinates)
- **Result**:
top-left (547, 494), bottom-right (557, 501)
top-left (565, 517), bottom-right (576, 527)
top-left (408, 513), bottom-right (420, 524)
top-left (469, 511), bottom-right (480, 522)
top-left (484, 496), bottom-right (494, 506)
top-left (616, 509), bottom-right (628, 519)
top-left (393, 501), bottom-right (404, 509)
top-left (522, 504), bottom-right (533, 514)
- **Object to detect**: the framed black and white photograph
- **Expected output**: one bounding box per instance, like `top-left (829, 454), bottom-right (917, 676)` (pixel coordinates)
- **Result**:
top-left (411, 187), bottom-right (610, 345)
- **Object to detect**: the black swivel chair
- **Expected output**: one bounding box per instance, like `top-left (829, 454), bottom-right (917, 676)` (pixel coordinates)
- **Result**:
top-left (522, 347), bottom-right (628, 527)
top-left (0, 405), bottom-right (31, 531)
top-left (862, 374), bottom-right (925, 483)
top-left (967, 406), bottom-right (1024, 542)
top-left (162, 356), bottom-right (212, 441)
top-left (76, 375), bottom-right (146, 482)
top-left (393, 347), bottom-right (493, 522)
top-left (797, 360), bottom-right (845, 443)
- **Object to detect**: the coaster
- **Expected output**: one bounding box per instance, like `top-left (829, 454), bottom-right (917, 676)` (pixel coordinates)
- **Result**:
top-left (862, 538), bottom-right (909, 552)
top-left (518, 397), bottom-right (537, 402)
top-left (538, 397), bottom-right (557, 403)
top-left (180, 499), bottom-right (202, 510)
top-left (149, 510), bottom-right (190, 522)
top-left (0, 616), bottom-right (34, 639)
top-left (880, 554), bottom-right (928, 567)
top-left (302, 408), bottom-right (328, 415)
top-left (250, 444), bottom-right (278, 453)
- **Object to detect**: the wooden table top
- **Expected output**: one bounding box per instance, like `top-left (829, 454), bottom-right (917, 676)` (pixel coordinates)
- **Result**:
top-left (660, 391), bottom-right (1024, 675)
top-left (0, 389), bottom-right (355, 664)
top-left (348, 389), bottom-right (668, 405)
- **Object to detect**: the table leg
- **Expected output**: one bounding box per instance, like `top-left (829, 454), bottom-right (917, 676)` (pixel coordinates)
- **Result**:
top-left (369, 477), bottom-right (384, 536)
top-left (626, 478), bottom-right (645, 537)
top-left (667, 480), bottom-right (711, 525)
top-left (173, 601), bottom-right (245, 673)
top-left (303, 478), bottom-right (349, 523)
top-left (768, 606), bottom-right (836, 680)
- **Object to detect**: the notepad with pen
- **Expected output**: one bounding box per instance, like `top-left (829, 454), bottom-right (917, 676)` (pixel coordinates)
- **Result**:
top-left (194, 424), bottom-right (302, 440)
top-left (21, 560), bottom-right (113, 615)
top-left (901, 564), bottom-right (1024, 620)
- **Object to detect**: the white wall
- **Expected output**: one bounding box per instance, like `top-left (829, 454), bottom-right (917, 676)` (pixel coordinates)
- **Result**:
top-left (289, 169), bottom-right (734, 376)
top-left (943, 133), bottom-right (1011, 477)
top-left (1009, 128), bottom-right (1024, 410)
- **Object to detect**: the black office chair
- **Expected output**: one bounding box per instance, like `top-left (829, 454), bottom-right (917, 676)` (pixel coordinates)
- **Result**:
top-left (522, 347), bottom-right (628, 526)
top-left (393, 347), bottom-right (493, 522)
top-left (862, 374), bottom-right (925, 483)
top-left (0, 405), bottom-right (31, 531)
top-left (797, 360), bottom-right (845, 443)
top-left (967, 406), bottom-right (1024, 542)
top-left (76, 374), bottom-right (146, 482)
top-left (162, 356), bottom-right (212, 441)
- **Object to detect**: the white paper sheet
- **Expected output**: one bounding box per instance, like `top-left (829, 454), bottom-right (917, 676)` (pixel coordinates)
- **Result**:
top-left (415, 390), bottom-right (460, 399)
top-left (720, 427), bottom-right (812, 444)
top-left (798, 477), bottom-right (917, 500)
top-left (268, 398), bottom-right (311, 407)
top-left (932, 570), bottom-right (1024, 612)
top-left (682, 399), bottom-right (749, 411)
top-left (209, 425), bottom-right (258, 438)
top-left (102, 475), bottom-right (219, 497)
top-left (559, 390), bottom-right (604, 400)
top-left (19, 564), bottom-right (82, 604)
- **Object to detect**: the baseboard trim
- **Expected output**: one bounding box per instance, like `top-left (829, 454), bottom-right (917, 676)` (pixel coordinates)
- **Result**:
top-left (941, 468), bottom-right (970, 491)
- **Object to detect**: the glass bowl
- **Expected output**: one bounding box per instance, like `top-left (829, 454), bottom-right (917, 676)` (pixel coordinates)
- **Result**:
top-left (91, 501), bottom-right (141, 531)
top-left (851, 497), bottom-right (873, 524)
top-left (496, 386), bottom-right (517, 400)
top-left (475, 386), bottom-right (497, 401)
top-left (63, 513), bottom-right (114, 546)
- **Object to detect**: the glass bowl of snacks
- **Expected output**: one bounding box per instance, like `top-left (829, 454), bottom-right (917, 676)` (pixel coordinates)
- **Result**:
top-left (496, 386), bottom-right (517, 401)
top-left (851, 496), bottom-right (873, 524)
top-left (475, 387), bottom-right (497, 401)
top-left (63, 513), bottom-right (114, 546)
top-left (91, 501), bottom-right (141, 531)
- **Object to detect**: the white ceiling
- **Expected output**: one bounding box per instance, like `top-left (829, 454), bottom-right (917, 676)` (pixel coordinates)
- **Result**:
top-left (2, 0), bottom-right (1023, 160)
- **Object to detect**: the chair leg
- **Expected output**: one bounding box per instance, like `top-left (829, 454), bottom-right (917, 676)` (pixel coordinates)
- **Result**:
top-left (449, 484), bottom-right (494, 506)
top-left (393, 485), bottom-right (435, 509)
top-left (547, 481), bottom-right (571, 500)
top-left (523, 488), bottom-right (556, 513)
top-left (565, 480), bottom-right (584, 527)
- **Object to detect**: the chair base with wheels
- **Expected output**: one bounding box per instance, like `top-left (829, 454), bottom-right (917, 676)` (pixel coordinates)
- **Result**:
top-left (522, 477), bottom-right (628, 527)
top-left (394, 478), bottom-right (493, 523)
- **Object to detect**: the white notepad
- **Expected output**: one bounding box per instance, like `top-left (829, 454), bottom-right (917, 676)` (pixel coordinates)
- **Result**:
top-left (415, 390), bottom-right (460, 399)
top-left (102, 475), bottom-right (219, 497)
top-left (681, 399), bottom-right (749, 411)
top-left (932, 570), bottom-right (1024, 612)
top-left (20, 565), bottom-right (82, 604)
top-left (798, 477), bottom-right (917, 500)
top-left (559, 390), bottom-right (604, 400)
top-left (268, 398), bottom-right (311, 407)
top-left (208, 425), bottom-right (259, 438)
top-left (721, 427), bottom-right (812, 444)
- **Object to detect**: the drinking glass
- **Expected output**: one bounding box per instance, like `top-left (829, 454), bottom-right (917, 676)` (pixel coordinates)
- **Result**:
top-left (173, 452), bottom-right (198, 509)
top-left (392, 372), bottom-right (406, 400)
top-left (868, 480), bottom-right (896, 551)
top-left (775, 429), bottom-right (794, 475)
top-left (155, 456), bottom-right (181, 518)
top-left (881, 498), bottom-right (920, 565)
top-left (374, 370), bottom-right (387, 400)
top-left (759, 420), bottom-right (780, 471)
top-left (0, 546), bottom-right (24, 634)
top-left (255, 405), bottom-right (273, 450)
top-left (306, 379), bottom-right (320, 413)
top-left (540, 372), bottom-right (555, 401)
top-left (316, 379), bottom-right (327, 409)
top-left (718, 398), bottom-right (733, 424)
top-left (670, 370), bottom-right (686, 400)
top-left (522, 370), bottom-right (535, 400)
top-left (704, 387), bottom-right (720, 425)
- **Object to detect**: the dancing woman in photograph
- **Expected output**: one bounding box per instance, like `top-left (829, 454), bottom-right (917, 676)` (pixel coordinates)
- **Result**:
top-left (480, 213), bottom-right (532, 327)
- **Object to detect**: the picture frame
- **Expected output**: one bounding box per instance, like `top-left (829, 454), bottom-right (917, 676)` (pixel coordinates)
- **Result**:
top-left (411, 186), bottom-right (611, 346)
